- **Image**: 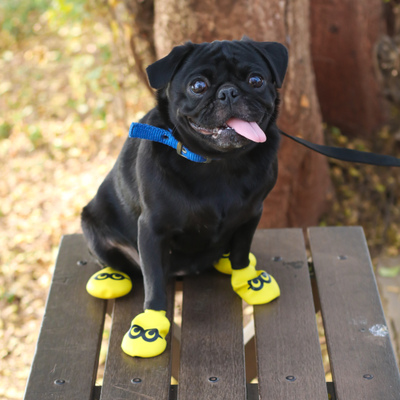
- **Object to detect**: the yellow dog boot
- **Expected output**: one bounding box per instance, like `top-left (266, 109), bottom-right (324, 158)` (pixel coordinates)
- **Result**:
top-left (121, 309), bottom-right (170, 358)
top-left (214, 252), bottom-right (257, 275)
top-left (214, 253), bottom-right (232, 274)
top-left (231, 263), bottom-right (280, 305)
top-left (86, 267), bottom-right (132, 299)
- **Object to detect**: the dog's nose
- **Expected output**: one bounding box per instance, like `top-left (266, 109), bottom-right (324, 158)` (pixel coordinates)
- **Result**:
top-left (217, 86), bottom-right (239, 102)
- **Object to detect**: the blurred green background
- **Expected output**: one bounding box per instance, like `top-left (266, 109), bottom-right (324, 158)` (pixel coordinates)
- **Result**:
top-left (1, 0), bottom-right (400, 398)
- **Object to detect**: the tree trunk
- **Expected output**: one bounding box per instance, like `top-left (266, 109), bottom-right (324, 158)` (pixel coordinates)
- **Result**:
top-left (153, 0), bottom-right (333, 228)
top-left (310, 0), bottom-right (388, 137)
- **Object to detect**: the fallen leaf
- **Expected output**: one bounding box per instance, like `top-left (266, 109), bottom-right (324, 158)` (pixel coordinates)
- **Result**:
top-left (386, 286), bottom-right (400, 293)
top-left (300, 94), bottom-right (310, 108)
top-left (378, 266), bottom-right (400, 278)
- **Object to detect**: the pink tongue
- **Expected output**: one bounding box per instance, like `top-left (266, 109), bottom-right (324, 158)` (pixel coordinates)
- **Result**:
top-left (226, 118), bottom-right (266, 143)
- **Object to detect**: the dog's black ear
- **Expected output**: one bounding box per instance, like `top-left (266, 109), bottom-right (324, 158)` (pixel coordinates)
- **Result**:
top-left (241, 37), bottom-right (288, 88)
top-left (146, 42), bottom-right (196, 90)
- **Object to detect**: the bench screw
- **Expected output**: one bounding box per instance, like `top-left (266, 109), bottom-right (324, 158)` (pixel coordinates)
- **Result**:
top-left (131, 378), bottom-right (142, 384)
top-left (208, 377), bottom-right (219, 382)
top-left (363, 374), bottom-right (373, 380)
top-left (54, 379), bottom-right (65, 385)
top-left (286, 376), bottom-right (296, 382)
top-left (77, 260), bottom-right (87, 266)
top-left (272, 256), bottom-right (282, 262)
top-left (338, 255), bottom-right (347, 260)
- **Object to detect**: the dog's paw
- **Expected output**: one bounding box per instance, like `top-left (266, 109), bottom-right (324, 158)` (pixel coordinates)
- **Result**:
top-left (214, 252), bottom-right (256, 275)
top-left (231, 263), bottom-right (280, 305)
top-left (86, 267), bottom-right (132, 299)
top-left (121, 310), bottom-right (170, 358)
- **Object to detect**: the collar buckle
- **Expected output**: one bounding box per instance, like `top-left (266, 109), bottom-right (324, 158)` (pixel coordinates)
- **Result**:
top-left (176, 141), bottom-right (187, 158)
top-left (177, 141), bottom-right (211, 163)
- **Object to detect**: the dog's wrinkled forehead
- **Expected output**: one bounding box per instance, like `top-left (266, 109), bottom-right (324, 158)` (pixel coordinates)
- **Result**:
top-left (219, 41), bottom-right (235, 61)
top-left (146, 39), bottom-right (288, 90)
top-left (201, 41), bottom-right (262, 62)
top-left (194, 40), bottom-right (246, 64)
top-left (176, 41), bottom-right (270, 82)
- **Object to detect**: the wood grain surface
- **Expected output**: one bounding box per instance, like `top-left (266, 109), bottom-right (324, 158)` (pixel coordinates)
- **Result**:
top-left (99, 278), bottom-right (175, 400)
top-left (252, 229), bottom-right (328, 399)
top-left (178, 270), bottom-right (246, 400)
top-left (309, 226), bottom-right (400, 400)
top-left (24, 234), bottom-right (107, 400)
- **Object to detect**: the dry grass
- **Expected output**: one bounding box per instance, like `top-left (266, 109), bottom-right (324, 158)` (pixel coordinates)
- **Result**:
top-left (0, 3), bottom-right (153, 396)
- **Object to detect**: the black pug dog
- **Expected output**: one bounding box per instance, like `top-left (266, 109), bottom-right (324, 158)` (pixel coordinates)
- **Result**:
top-left (81, 37), bottom-right (288, 358)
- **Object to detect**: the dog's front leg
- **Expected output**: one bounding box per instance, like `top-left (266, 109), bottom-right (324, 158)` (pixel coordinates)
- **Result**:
top-left (229, 212), bottom-right (262, 271)
top-left (121, 215), bottom-right (171, 358)
top-left (215, 212), bottom-right (280, 305)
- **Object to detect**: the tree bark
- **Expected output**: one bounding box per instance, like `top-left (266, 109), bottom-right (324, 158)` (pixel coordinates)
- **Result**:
top-left (123, 0), bottom-right (157, 63)
top-left (153, 0), bottom-right (333, 228)
top-left (310, 0), bottom-right (388, 137)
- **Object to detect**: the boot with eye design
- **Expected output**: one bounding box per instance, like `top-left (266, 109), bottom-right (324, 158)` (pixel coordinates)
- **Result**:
top-left (231, 262), bottom-right (280, 305)
top-left (121, 309), bottom-right (170, 358)
top-left (86, 266), bottom-right (132, 299)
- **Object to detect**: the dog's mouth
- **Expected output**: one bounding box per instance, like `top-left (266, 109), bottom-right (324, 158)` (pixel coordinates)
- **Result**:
top-left (189, 121), bottom-right (234, 138)
top-left (189, 118), bottom-right (266, 143)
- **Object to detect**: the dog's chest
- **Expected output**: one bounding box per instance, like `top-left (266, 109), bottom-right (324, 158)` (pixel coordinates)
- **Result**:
top-left (171, 181), bottom-right (262, 252)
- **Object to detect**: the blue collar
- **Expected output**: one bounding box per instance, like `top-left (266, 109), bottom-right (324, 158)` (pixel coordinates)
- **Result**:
top-left (128, 123), bottom-right (212, 163)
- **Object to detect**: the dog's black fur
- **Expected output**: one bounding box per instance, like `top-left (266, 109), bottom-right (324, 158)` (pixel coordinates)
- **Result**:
top-left (81, 38), bottom-right (288, 311)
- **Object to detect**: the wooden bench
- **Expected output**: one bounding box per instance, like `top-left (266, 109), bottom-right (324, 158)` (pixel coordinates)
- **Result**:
top-left (23, 227), bottom-right (400, 399)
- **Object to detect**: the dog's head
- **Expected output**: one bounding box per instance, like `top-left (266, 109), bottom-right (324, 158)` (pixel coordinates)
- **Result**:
top-left (146, 38), bottom-right (288, 157)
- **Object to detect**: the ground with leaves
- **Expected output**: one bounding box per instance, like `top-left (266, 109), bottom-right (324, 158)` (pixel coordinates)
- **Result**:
top-left (1, 1), bottom-right (400, 398)
top-left (0, 2), bottom-right (153, 397)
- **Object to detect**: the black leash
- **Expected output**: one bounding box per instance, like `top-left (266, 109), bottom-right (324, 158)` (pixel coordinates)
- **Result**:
top-left (279, 129), bottom-right (400, 167)
top-left (128, 122), bottom-right (400, 166)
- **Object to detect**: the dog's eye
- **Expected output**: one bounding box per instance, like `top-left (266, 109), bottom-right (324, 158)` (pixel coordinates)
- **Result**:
top-left (190, 79), bottom-right (208, 94)
top-left (248, 75), bottom-right (264, 88)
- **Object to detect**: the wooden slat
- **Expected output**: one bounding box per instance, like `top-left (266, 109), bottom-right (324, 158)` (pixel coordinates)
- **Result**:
top-left (252, 229), bottom-right (328, 399)
top-left (178, 270), bottom-right (246, 399)
top-left (100, 277), bottom-right (175, 400)
top-left (24, 234), bottom-right (107, 400)
top-left (309, 226), bottom-right (400, 399)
